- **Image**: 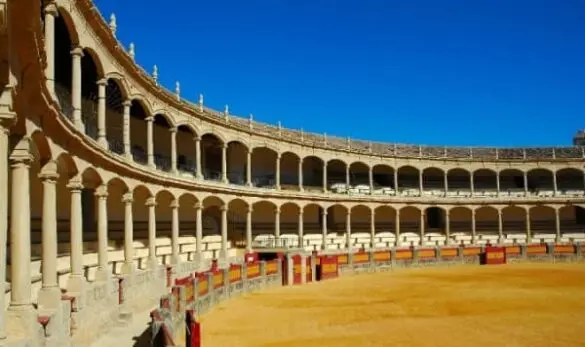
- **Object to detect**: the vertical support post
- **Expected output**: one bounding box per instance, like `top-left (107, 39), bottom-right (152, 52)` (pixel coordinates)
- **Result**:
top-left (146, 197), bottom-right (158, 268)
top-left (122, 193), bottom-right (134, 274)
top-left (71, 47), bottom-right (84, 130)
top-left (95, 185), bottom-right (110, 282)
top-left (67, 178), bottom-right (85, 292)
top-left (146, 116), bottom-right (155, 168)
top-left (97, 79), bottom-right (108, 148)
top-left (170, 127), bottom-right (177, 174)
top-left (171, 199), bottom-right (180, 264)
top-left (123, 100), bottom-right (132, 159)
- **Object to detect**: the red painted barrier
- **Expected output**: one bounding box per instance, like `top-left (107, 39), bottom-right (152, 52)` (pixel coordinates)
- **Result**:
top-left (306, 256), bottom-right (313, 283)
top-left (282, 255), bottom-right (303, 285)
top-left (482, 246), bottom-right (506, 265)
top-left (175, 274), bottom-right (195, 304)
top-left (244, 252), bottom-right (258, 263)
top-left (186, 309), bottom-right (201, 347)
top-left (317, 255), bottom-right (339, 281)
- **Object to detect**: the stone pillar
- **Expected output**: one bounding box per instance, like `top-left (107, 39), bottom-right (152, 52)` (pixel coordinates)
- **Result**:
top-left (146, 197), bottom-right (158, 267)
top-left (44, 2), bottom-right (58, 95)
top-left (393, 170), bottom-right (399, 195)
top-left (552, 172), bottom-right (558, 196)
top-left (322, 161), bottom-right (327, 193)
top-left (497, 209), bottom-right (504, 244)
top-left (67, 178), bottom-right (85, 292)
top-left (420, 209), bottom-right (425, 246)
top-left (122, 193), bottom-right (135, 274)
top-left (523, 172), bottom-right (529, 196)
top-left (170, 127), bottom-right (177, 173)
top-left (274, 207), bottom-right (281, 247)
top-left (195, 203), bottom-right (203, 263)
top-left (8, 140), bottom-right (34, 310)
top-left (370, 209), bottom-right (376, 249)
top-left (95, 185), bottom-right (110, 281)
top-left (298, 158), bottom-right (303, 191)
top-left (246, 150), bottom-right (252, 186)
top-left (470, 172), bottom-right (475, 197)
top-left (395, 210), bottom-right (400, 247)
top-left (146, 116), bottom-right (155, 167)
top-left (195, 136), bottom-right (202, 179)
top-left (369, 167), bottom-right (374, 194)
top-left (171, 199), bottom-right (180, 264)
top-left (245, 206), bottom-right (253, 253)
top-left (345, 165), bottom-right (350, 192)
top-left (321, 209), bottom-right (328, 250)
top-left (221, 144), bottom-right (228, 183)
top-left (444, 172), bottom-right (449, 196)
top-left (71, 47), bottom-right (84, 129)
top-left (0, 119), bottom-right (12, 339)
top-left (496, 172), bottom-right (501, 197)
top-left (418, 170), bottom-right (423, 196)
top-left (346, 210), bottom-right (352, 250)
top-left (525, 207), bottom-right (532, 244)
top-left (219, 205), bottom-right (228, 265)
top-left (275, 154), bottom-right (281, 190)
top-left (97, 79), bottom-right (108, 148)
top-left (123, 100), bottom-right (132, 159)
top-left (555, 207), bottom-right (561, 243)
top-left (444, 209), bottom-right (451, 245)
top-left (38, 163), bottom-right (61, 310)
top-left (471, 209), bottom-right (477, 245)
top-left (298, 210), bottom-right (304, 249)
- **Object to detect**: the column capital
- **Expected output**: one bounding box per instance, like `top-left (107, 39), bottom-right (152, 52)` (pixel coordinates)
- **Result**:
top-left (122, 100), bottom-right (132, 108)
top-left (169, 127), bottom-right (177, 134)
top-left (44, 2), bottom-right (58, 16)
top-left (220, 205), bottom-right (228, 212)
top-left (145, 197), bottom-right (157, 207)
top-left (96, 78), bottom-right (108, 87)
top-left (145, 116), bottom-right (154, 122)
top-left (9, 139), bottom-right (33, 167)
top-left (38, 167), bottom-right (59, 183)
top-left (122, 192), bottom-right (133, 204)
top-left (70, 46), bottom-right (84, 57)
top-left (66, 178), bottom-right (84, 191)
top-left (322, 210), bottom-right (328, 216)
top-left (194, 202), bottom-right (203, 210)
top-left (193, 135), bottom-right (201, 142)
top-left (298, 209), bottom-right (304, 216)
top-left (247, 206), bottom-right (253, 214)
top-left (95, 185), bottom-right (108, 198)
top-left (170, 199), bottom-right (179, 209)
top-left (275, 206), bottom-right (281, 214)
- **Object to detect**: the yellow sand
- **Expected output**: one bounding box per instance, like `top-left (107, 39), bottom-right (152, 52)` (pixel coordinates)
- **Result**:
top-left (201, 263), bottom-right (585, 347)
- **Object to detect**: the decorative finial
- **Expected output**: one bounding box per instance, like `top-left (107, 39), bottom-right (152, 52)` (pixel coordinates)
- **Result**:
top-left (175, 81), bottom-right (181, 101)
top-left (277, 121), bottom-right (282, 136)
top-left (300, 129), bottom-right (304, 142)
top-left (109, 13), bottom-right (117, 37)
top-left (368, 141), bottom-right (373, 152)
top-left (128, 42), bottom-right (135, 60)
top-left (347, 136), bottom-right (351, 149)
top-left (224, 105), bottom-right (229, 122)
top-left (248, 114), bottom-right (253, 129)
top-left (198, 93), bottom-right (204, 111)
top-left (323, 133), bottom-right (328, 145)
top-left (152, 65), bottom-right (158, 85)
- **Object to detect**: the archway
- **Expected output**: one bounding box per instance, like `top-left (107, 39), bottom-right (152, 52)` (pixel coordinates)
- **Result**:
top-left (302, 156), bottom-right (324, 191)
top-left (226, 141), bottom-right (248, 184)
top-left (200, 134), bottom-right (224, 181)
top-left (280, 152), bottom-right (300, 190)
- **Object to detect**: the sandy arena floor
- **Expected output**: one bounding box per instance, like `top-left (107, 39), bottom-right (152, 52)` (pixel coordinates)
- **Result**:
top-left (201, 263), bottom-right (585, 347)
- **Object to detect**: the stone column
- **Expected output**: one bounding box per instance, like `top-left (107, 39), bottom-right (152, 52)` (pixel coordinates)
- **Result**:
top-left (146, 197), bottom-right (158, 267)
top-left (419, 209), bottom-right (425, 246)
top-left (554, 207), bottom-right (561, 243)
top-left (395, 209), bottom-right (401, 246)
top-left (322, 161), bottom-right (327, 193)
top-left (298, 158), bottom-right (303, 191)
top-left (95, 185), bottom-right (110, 281)
top-left (38, 163), bottom-right (61, 310)
top-left (444, 209), bottom-right (451, 245)
top-left (418, 170), bottom-right (424, 196)
top-left (246, 150), bottom-right (252, 186)
top-left (221, 144), bottom-right (228, 183)
top-left (552, 171), bottom-right (558, 196)
top-left (170, 127), bottom-right (177, 174)
top-left (0, 119), bottom-right (12, 339)
top-left (370, 209), bottom-right (376, 249)
top-left (71, 47), bottom-right (84, 129)
top-left (219, 205), bottom-right (228, 265)
top-left (8, 139), bottom-right (33, 311)
top-left (171, 199), bottom-right (180, 264)
top-left (525, 208), bottom-right (532, 244)
top-left (321, 209), bottom-right (328, 250)
top-left (444, 173), bottom-right (449, 196)
top-left (67, 178), bottom-right (85, 293)
top-left (298, 210), bottom-right (304, 248)
top-left (97, 79), bottom-right (108, 148)
top-left (123, 100), bottom-right (132, 159)
top-left (274, 207), bottom-right (281, 246)
top-left (345, 165), bottom-right (350, 192)
top-left (245, 206), bottom-right (253, 253)
top-left (346, 210), bottom-right (352, 250)
top-left (368, 167), bottom-right (374, 194)
top-left (195, 203), bottom-right (203, 263)
top-left (275, 154), bottom-right (281, 190)
top-left (146, 116), bottom-right (155, 167)
top-left (471, 209), bottom-right (477, 244)
top-left (44, 2), bottom-right (58, 96)
top-left (470, 172), bottom-right (475, 196)
top-left (195, 136), bottom-right (202, 179)
top-left (393, 169), bottom-right (399, 195)
top-left (496, 172), bottom-right (501, 197)
top-left (523, 172), bottom-right (529, 196)
top-left (122, 193), bottom-right (134, 274)
top-left (497, 209), bottom-right (504, 244)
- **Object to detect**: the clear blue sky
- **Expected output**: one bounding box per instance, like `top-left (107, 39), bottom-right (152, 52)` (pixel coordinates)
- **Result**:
top-left (94, 0), bottom-right (584, 147)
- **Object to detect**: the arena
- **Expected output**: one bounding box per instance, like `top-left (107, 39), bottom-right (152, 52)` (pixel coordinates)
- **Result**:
top-left (0, 0), bottom-right (583, 346)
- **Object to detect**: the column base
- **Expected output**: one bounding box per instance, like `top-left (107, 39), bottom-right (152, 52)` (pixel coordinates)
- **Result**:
top-left (218, 250), bottom-right (229, 268)
top-left (124, 152), bottom-right (132, 161)
top-left (6, 305), bottom-right (41, 345)
top-left (171, 254), bottom-right (181, 266)
top-left (95, 266), bottom-right (110, 282)
top-left (147, 256), bottom-right (159, 269)
top-left (97, 137), bottom-right (108, 149)
top-left (66, 274), bottom-right (86, 295)
top-left (121, 261), bottom-right (135, 275)
top-left (37, 286), bottom-right (62, 311)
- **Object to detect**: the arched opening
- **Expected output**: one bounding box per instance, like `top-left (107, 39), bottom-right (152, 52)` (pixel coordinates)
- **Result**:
top-left (559, 205), bottom-right (585, 241)
top-left (527, 169), bottom-right (554, 195)
top-left (176, 125), bottom-right (197, 176)
top-left (155, 190), bottom-right (175, 265)
top-left (53, 11), bottom-right (73, 117)
top-left (200, 134), bottom-right (224, 181)
top-left (474, 206), bottom-right (499, 244)
top-left (301, 204), bottom-right (322, 250)
top-left (153, 114), bottom-right (172, 171)
top-left (529, 205), bottom-right (556, 243)
top-left (80, 168), bottom-right (102, 270)
top-left (129, 101), bottom-right (149, 165)
top-left (132, 186), bottom-right (152, 268)
top-left (473, 169), bottom-right (498, 196)
top-left (374, 205), bottom-right (396, 247)
top-left (447, 169), bottom-right (471, 196)
top-left (227, 199), bottom-right (248, 248)
top-left (105, 79), bottom-right (125, 154)
top-left (372, 165), bottom-right (395, 195)
top-left (226, 141), bottom-right (248, 184)
top-left (424, 206), bottom-right (446, 246)
top-left (556, 168), bottom-right (584, 194)
top-left (251, 147), bottom-right (277, 188)
top-left (499, 169), bottom-right (525, 195)
top-left (202, 196), bottom-right (225, 260)
top-left (106, 178), bottom-right (128, 275)
top-left (80, 50), bottom-right (100, 140)
top-left (302, 156), bottom-right (324, 191)
top-left (397, 166), bottom-right (419, 196)
top-left (251, 200), bottom-right (278, 247)
top-left (280, 203), bottom-right (300, 247)
top-left (350, 205), bottom-right (370, 249)
top-left (326, 204), bottom-right (347, 250)
top-left (280, 152), bottom-right (300, 190)
top-left (398, 206), bottom-right (421, 246)
top-left (502, 206), bottom-right (527, 242)
top-left (449, 207), bottom-right (472, 245)
top-left (178, 193), bottom-right (198, 261)
top-left (422, 168), bottom-right (445, 195)
top-left (349, 162), bottom-right (369, 188)
top-left (326, 160), bottom-right (346, 191)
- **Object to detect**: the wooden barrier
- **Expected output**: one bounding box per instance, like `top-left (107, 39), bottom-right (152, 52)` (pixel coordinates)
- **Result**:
top-left (353, 252), bottom-right (370, 264)
top-left (212, 270), bottom-right (224, 289)
top-left (246, 262), bottom-right (260, 279)
top-left (197, 274), bottom-right (208, 296)
top-left (337, 254), bottom-right (349, 265)
top-left (229, 264), bottom-right (242, 283)
top-left (317, 255), bottom-right (339, 281)
top-left (505, 245), bottom-right (521, 256)
top-left (526, 244), bottom-right (547, 255)
top-left (417, 248), bottom-right (436, 259)
top-left (175, 275), bottom-right (195, 304)
top-left (373, 250), bottom-right (391, 262)
top-left (266, 260), bottom-right (279, 275)
top-left (441, 248), bottom-right (458, 258)
top-left (462, 247), bottom-right (482, 256)
top-left (395, 249), bottom-right (413, 260)
top-left (306, 256), bottom-right (313, 283)
top-left (554, 244), bottom-right (575, 254)
top-left (482, 246), bottom-right (506, 265)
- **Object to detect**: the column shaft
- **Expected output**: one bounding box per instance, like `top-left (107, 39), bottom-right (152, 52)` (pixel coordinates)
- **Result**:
top-left (345, 166), bottom-right (350, 192)
top-left (525, 208), bottom-right (531, 243)
top-left (444, 173), bottom-right (449, 196)
top-left (245, 208), bottom-right (253, 253)
top-left (0, 126), bottom-right (9, 337)
top-left (275, 155), bottom-right (281, 189)
top-left (67, 180), bottom-right (84, 292)
top-left (554, 208), bottom-right (561, 242)
top-left (321, 210), bottom-right (328, 249)
top-left (470, 173), bottom-right (475, 196)
top-left (346, 211), bottom-right (351, 250)
top-left (369, 167), bottom-right (373, 194)
top-left (195, 204), bottom-right (203, 262)
top-left (171, 200), bottom-right (179, 264)
top-left (274, 208), bottom-right (281, 246)
top-left (322, 162), bottom-right (327, 192)
top-left (39, 169), bottom-right (60, 307)
top-left (444, 210), bottom-right (451, 245)
top-left (220, 206), bottom-right (228, 262)
top-left (496, 172), bottom-right (501, 196)
top-left (44, 4), bottom-right (57, 95)
top-left (71, 47), bottom-right (83, 128)
top-left (419, 171), bottom-right (424, 196)
top-left (170, 128), bottom-right (177, 173)
top-left (497, 210), bottom-right (503, 242)
top-left (370, 210), bottom-right (375, 249)
top-left (393, 170), bottom-right (399, 195)
top-left (146, 198), bottom-right (157, 266)
top-left (146, 116), bottom-right (154, 167)
top-left (298, 159), bottom-right (303, 191)
top-left (122, 193), bottom-right (134, 273)
top-left (395, 210), bottom-right (400, 246)
top-left (123, 101), bottom-right (131, 158)
top-left (420, 210), bottom-right (425, 245)
top-left (246, 150), bottom-right (252, 186)
top-left (97, 79), bottom-right (107, 147)
top-left (552, 172), bottom-right (558, 196)
top-left (221, 145), bottom-right (228, 183)
top-left (523, 172), bottom-right (529, 196)
top-left (95, 187), bottom-right (109, 281)
top-left (471, 210), bottom-right (476, 244)
top-left (298, 211), bottom-right (304, 248)
top-left (195, 137), bottom-right (202, 179)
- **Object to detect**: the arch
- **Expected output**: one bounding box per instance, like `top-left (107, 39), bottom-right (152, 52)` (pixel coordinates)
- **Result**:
top-left (54, 152), bottom-right (79, 179)
top-left (106, 177), bottom-right (129, 193)
top-left (529, 205), bottom-right (556, 240)
top-left (526, 168), bottom-right (554, 191)
top-left (350, 204), bottom-right (371, 235)
top-left (202, 195), bottom-right (225, 208)
top-left (228, 198), bottom-right (249, 210)
top-left (501, 205), bottom-right (527, 237)
top-left (129, 95), bottom-right (153, 117)
top-left (499, 169), bottom-right (525, 191)
top-left (30, 130), bottom-right (52, 166)
top-left (280, 151), bottom-right (300, 189)
top-left (556, 168), bottom-right (584, 191)
top-left (397, 165), bottom-right (420, 190)
top-left (80, 167), bottom-right (103, 188)
top-left (104, 72), bottom-right (131, 100)
top-left (447, 168), bottom-right (471, 192)
top-left (252, 143), bottom-right (279, 155)
top-left (153, 112), bottom-right (176, 129)
top-left (82, 47), bottom-right (105, 79)
top-left (56, 6), bottom-right (80, 45)
top-left (175, 121), bottom-right (201, 137)
top-left (348, 161), bottom-right (369, 187)
top-left (422, 167), bottom-right (445, 191)
top-left (200, 131), bottom-right (226, 145)
top-left (133, 184), bottom-right (153, 198)
top-left (156, 189), bottom-right (176, 202)
top-left (448, 206), bottom-right (472, 240)
top-left (474, 206), bottom-right (499, 237)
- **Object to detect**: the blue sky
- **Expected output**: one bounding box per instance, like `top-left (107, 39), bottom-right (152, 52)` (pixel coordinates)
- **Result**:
top-left (93, 0), bottom-right (585, 147)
